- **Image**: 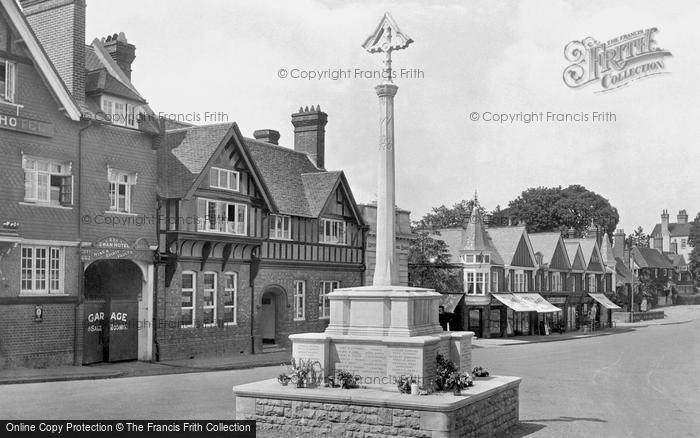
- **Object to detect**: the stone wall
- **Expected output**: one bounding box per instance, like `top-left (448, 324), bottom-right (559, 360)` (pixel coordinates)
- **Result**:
top-left (234, 376), bottom-right (520, 438)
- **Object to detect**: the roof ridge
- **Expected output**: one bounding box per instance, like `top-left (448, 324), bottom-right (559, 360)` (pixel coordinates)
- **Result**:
top-left (166, 122), bottom-right (233, 133)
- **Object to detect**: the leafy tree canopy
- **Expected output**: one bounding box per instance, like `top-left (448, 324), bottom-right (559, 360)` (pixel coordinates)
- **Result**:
top-left (505, 185), bottom-right (619, 237)
top-left (408, 231), bottom-right (462, 292)
top-left (626, 226), bottom-right (649, 248)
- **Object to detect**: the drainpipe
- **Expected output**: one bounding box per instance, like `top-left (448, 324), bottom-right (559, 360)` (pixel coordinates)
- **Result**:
top-left (74, 120), bottom-right (93, 365)
top-left (153, 196), bottom-right (162, 362)
top-left (250, 253), bottom-right (261, 354)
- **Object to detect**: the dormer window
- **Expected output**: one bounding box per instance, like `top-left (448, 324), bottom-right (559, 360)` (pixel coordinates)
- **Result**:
top-left (210, 167), bottom-right (239, 192)
top-left (461, 254), bottom-right (489, 264)
top-left (0, 59), bottom-right (16, 103)
top-left (476, 254), bottom-right (490, 263)
top-left (101, 96), bottom-right (140, 128)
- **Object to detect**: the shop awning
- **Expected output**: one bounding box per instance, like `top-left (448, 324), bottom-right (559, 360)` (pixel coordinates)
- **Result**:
top-left (491, 294), bottom-right (535, 312)
top-left (588, 293), bottom-right (622, 310)
top-left (518, 294), bottom-right (563, 313)
top-left (439, 293), bottom-right (464, 313)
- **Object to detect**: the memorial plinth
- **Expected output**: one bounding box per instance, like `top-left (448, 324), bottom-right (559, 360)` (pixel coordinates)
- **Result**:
top-left (290, 285), bottom-right (474, 386)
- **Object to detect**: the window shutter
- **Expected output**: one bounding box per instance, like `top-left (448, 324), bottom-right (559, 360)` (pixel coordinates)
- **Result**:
top-left (5, 61), bottom-right (15, 103)
top-left (59, 175), bottom-right (73, 206)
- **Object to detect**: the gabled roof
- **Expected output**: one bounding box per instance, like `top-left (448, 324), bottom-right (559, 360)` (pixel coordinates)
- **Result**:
top-left (599, 233), bottom-right (616, 266)
top-left (87, 38), bottom-right (146, 102)
top-left (488, 226), bottom-right (536, 268)
top-left (159, 123), bottom-right (274, 211)
top-left (529, 232), bottom-right (571, 270)
top-left (650, 222), bottom-right (691, 238)
top-left (564, 241), bottom-right (587, 272)
top-left (632, 247), bottom-right (673, 269)
top-left (1, 0), bottom-right (81, 120)
top-left (614, 257), bottom-right (633, 285)
top-left (671, 254), bottom-right (687, 267)
top-left (436, 226), bottom-right (505, 266)
top-left (566, 238), bottom-right (604, 273)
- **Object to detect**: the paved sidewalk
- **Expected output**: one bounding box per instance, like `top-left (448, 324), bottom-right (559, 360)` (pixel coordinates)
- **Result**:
top-left (0, 349), bottom-right (290, 385)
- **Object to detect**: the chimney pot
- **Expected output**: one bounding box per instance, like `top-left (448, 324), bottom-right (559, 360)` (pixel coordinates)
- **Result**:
top-left (104, 32), bottom-right (136, 80)
top-left (253, 129), bottom-right (280, 145)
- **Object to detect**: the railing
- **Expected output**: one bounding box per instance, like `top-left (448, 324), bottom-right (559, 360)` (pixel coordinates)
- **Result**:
top-left (627, 310), bottom-right (665, 322)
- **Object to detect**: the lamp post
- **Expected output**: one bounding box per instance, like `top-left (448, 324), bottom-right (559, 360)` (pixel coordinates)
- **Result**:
top-left (629, 248), bottom-right (635, 323)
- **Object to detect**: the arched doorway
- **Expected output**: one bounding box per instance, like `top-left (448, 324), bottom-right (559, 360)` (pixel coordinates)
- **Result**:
top-left (83, 259), bottom-right (143, 364)
top-left (260, 285), bottom-right (287, 349)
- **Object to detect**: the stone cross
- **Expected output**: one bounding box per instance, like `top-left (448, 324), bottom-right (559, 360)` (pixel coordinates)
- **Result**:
top-left (363, 13), bottom-right (413, 286)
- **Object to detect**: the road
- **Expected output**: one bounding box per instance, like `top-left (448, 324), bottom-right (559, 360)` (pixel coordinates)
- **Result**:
top-left (1, 308), bottom-right (698, 437)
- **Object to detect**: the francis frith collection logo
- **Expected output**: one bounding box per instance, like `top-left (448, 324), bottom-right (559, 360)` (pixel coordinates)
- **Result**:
top-left (563, 28), bottom-right (672, 92)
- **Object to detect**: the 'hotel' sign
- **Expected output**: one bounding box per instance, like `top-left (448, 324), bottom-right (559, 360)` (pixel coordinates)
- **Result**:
top-left (0, 113), bottom-right (54, 137)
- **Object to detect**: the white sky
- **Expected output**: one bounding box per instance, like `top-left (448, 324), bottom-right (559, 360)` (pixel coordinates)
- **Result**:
top-left (86, 0), bottom-right (700, 233)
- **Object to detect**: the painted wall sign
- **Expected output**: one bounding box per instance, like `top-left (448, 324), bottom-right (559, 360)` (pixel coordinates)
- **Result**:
top-left (0, 113), bottom-right (54, 137)
top-left (81, 236), bottom-right (153, 263)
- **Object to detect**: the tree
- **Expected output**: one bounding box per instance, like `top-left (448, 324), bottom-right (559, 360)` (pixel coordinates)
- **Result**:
top-left (505, 185), bottom-right (619, 237)
top-left (417, 199), bottom-right (485, 229)
top-left (408, 231), bottom-right (462, 292)
top-left (625, 226), bottom-right (649, 248)
top-left (689, 211), bottom-right (700, 283)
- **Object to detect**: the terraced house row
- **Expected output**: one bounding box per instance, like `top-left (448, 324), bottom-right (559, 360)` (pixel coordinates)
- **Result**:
top-left (0, 0), bottom-right (379, 368)
top-left (435, 203), bottom-right (623, 338)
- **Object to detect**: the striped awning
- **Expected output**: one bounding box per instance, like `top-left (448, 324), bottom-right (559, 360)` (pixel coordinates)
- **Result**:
top-left (588, 293), bottom-right (622, 310)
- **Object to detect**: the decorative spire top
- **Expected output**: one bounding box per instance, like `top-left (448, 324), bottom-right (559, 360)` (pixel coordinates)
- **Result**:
top-left (362, 12), bottom-right (414, 82)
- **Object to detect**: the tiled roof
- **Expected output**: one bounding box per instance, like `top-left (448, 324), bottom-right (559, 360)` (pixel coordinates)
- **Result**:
top-left (672, 254), bottom-right (687, 267)
top-left (599, 233), bottom-right (615, 265)
top-left (650, 223), bottom-right (691, 238)
top-left (160, 125), bottom-right (351, 220)
top-left (435, 227), bottom-right (504, 266)
top-left (488, 226), bottom-right (529, 266)
top-left (529, 232), bottom-right (566, 267)
top-left (564, 241), bottom-right (586, 271)
top-left (85, 69), bottom-right (145, 102)
top-left (614, 257), bottom-right (633, 285)
top-left (632, 247), bottom-right (673, 269)
top-left (566, 238), bottom-right (597, 266)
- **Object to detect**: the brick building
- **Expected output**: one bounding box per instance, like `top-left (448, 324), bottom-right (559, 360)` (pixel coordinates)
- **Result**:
top-left (0, 0), bottom-right (367, 368)
top-left (155, 107), bottom-right (365, 360)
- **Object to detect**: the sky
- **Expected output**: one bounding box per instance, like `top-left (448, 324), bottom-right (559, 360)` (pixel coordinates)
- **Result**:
top-left (86, 0), bottom-right (700, 234)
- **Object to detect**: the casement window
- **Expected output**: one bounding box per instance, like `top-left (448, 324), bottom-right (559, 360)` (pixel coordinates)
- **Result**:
top-left (319, 281), bottom-right (338, 319)
top-left (202, 272), bottom-right (217, 327)
top-left (181, 272), bottom-right (195, 328)
top-left (209, 167), bottom-right (239, 192)
top-left (20, 246), bottom-right (63, 294)
top-left (551, 273), bottom-right (562, 291)
top-left (588, 274), bottom-right (597, 292)
top-left (681, 239), bottom-right (687, 249)
top-left (108, 168), bottom-right (136, 213)
top-left (465, 271), bottom-right (489, 295)
top-left (101, 97), bottom-right (140, 128)
top-left (320, 219), bottom-right (346, 244)
top-left (475, 254), bottom-right (490, 263)
top-left (293, 280), bottom-right (306, 320)
top-left (270, 214), bottom-right (291, 240)
top-left (222, 272), bottom-right (237, 325)
top-left (23, 157), bottom-right (73, 206)
top-left (0, 59), bottom-right (16, 103)
top-left (514, 271), bottom-right (525, 292)
top-left (197, 198), bottom-right (248, 235)
top-left (462, 254), bottom-right (474, 264)
top-left (491, 271), bottom-right (499, 292)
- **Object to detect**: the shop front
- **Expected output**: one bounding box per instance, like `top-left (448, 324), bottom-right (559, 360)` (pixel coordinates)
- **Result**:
top-left (588, 293), bottom-right (621, 329)
top-left (491, 293), bottom-right (562, 336)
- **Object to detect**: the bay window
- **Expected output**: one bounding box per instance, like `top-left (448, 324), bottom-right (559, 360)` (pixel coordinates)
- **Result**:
top-left (465, 271), bottom-right (489, 295)
top-left (197, 198), bottom-right (248, 235)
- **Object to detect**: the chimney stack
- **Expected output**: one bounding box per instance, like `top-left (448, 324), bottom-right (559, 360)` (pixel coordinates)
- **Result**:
top-left (253, 129), bottom-right (280, 145)
top-left (661, 209), bottom-right (670, 251)
top-left (291, 105), bottom-right (327, 169)
top-left (103, 32), bottom-right (136, 80)
top-left (613, 229), bottom-right (625, 260)
top-left (677, 209), bottom-right (688, 225)
top-left (567, 227), bottom-right (576, 239)
top-left (21, 0), bottom-right (86, 102)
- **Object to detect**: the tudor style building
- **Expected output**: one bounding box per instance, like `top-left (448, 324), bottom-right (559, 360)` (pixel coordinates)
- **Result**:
top-left (156, 107), bottom-right (365, 360)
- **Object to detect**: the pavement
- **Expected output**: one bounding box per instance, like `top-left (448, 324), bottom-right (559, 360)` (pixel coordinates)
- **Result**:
top-left (1, 305), bottom-right (697, 386)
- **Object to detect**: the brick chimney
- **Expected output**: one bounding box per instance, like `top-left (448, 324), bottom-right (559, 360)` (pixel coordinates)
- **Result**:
top-left (103, 32), bottom-right (136, 80)
top-left (253, 129), bottom-right (280, 145)
top-left (613, 229), bottom-right (625, 260)
top-left (567, 227), bottom-right (576, 239)
top-left (661, 209), bottom-right (670, 251)
top-left (677, 209), bottom-right (688, 225)
top-left (20, 0), bottom-right (86, 103)
top-left (291, 105), bottom-right (327, 169)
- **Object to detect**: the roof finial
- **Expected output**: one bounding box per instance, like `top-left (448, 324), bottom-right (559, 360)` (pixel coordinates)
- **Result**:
top-left (473, 189), bottom-right (479, 206)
